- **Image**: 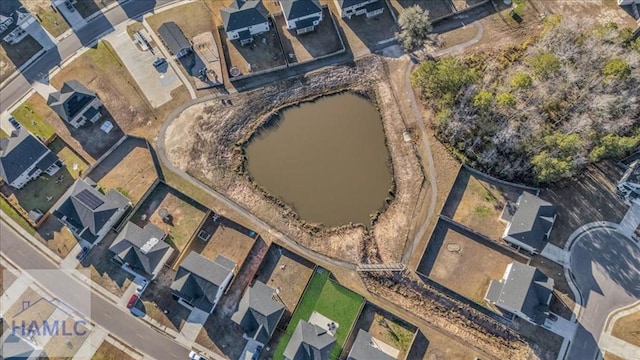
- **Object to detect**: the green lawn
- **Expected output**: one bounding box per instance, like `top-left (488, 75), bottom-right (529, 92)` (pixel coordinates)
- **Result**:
top-left (0, 197), bottom-right (36, 235)
top-left (0, 129), bottom-right (8, 138)
top-left (11, 102), bottom-right (56, 141)
top-left (274, 269), bottom-right (364, 359)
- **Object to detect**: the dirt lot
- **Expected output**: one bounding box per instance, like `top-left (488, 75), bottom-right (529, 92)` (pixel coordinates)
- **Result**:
top-left (92, 339), bottom-right (137, 360)
top-left (87, 137), bottom-right (157, 204)
top-left (388, 0), bottom-right (454, 20)
top-left (0, 36), bottom-right (42, 83)
top-left (77, 231), bottom-right (134, 297)
top-left (37, 216), bottom-right (78, 258)
top-left (131, 183), bottom-right (207, 253)
top-left (185, 214), bottom-right (257, 268)
top-left (274, 8), bottom-right (343, 64)
top-left (543, 161), bottom-right (627, 248)
top-left (612, 310), bottom-right (640, 347)
top-left (147, 1), bottom-right (216, 40)
top-left (418, 222), bottom-right (523, 304)
top-left (4, 287), bottom-right (56, 324)
top-left (219, 26), bottom-right (286, 78)
top-left (138, 267), bottom-right (190, 332)
top-left (438, 23), bottom-right (479, 48)
top-left (164, 56), bottom-right (424, 264)
top-left (529, 256), bottom-right (575, 320)
top-left (344, 304), bottom-right (417, 359)
top-left (22, 0), bottom-right (69, 37)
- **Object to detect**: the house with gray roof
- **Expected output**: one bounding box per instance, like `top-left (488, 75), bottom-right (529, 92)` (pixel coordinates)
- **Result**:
top-left (221, 0), bottom-right (270, 46)
top-left (231, 280), bottom-right (285, 345)
top-left (157, 22), bottom-right (191, 58)
top-left (51, 178), bottom-right (130, 247)
top-left (0, 2), bottom-right (35, 45)
top-left (617, 159), bottom-right (640, 205)
top-left (0, 128), bottom-right (62, 190)
top-left (501, 191), bottom-right (556, 254)
top-left (283, 320), bottom-right (336, 360)
top-left (109, 222), bottom-right (172, 280)
top-left (333, 0), bottom-right (384, 19)
top-left (347, 329), bottom-right (398, 360)
top-left (47, 80), bottom-right (102, 129)
top-left (170, 252), bottom-right (236, 314)
top-left (280, 0), bottom-right (323, 34)
top-left (485, 262), bottom-right (554, 325)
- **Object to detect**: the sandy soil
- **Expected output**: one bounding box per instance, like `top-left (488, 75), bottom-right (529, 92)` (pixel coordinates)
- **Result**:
top-left (164, 56), bottom-right (424, 264)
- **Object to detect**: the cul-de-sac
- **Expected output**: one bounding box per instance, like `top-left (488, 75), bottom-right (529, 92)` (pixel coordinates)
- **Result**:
top-left (0, 0), bottom-right (639, 359)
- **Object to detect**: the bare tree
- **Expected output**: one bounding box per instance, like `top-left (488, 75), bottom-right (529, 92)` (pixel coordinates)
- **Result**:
top-left (396, 5), bottom-right (433, 51)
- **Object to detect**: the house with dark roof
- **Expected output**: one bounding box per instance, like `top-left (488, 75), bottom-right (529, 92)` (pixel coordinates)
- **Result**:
top-left (0, 128), bottom-right (62, 189)
top-left (333, 0), bottom-right (384, 19)
top-left (284, 320), bottom-right (336, 360)
top-left (231, 280), bottom-right (285, 345)
top-left (221, 0), bottom-right (270, 45)
top-left (280, 0), bottom-right (323, 34)
top-left (0, 2), bottom-right (35, 45)
top-left (47, 80), bottom-right (102, 129)
top-left (617, 159), bottom-right (640, 205)
top-left (51, 178), bottom-right (130, 247)
top-left (109, 222), bottom-right (173, 280)
top-left (500, 191), bottom-right (556, 254)
top-left (157, 22), bottom-right (192, 58)
top-left (347, 329), bottom-right (398, 360)
top-left (170, 252), bottom-right (236, 314)
top-left (485, 262), bottom-right (554, 325)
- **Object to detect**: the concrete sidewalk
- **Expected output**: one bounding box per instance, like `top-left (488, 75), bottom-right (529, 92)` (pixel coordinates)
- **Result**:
top-left (600, 333), bottom-right (640, 360)
top-left (541, 243), bottom-right (569, 266)
top-left (73, 327), bottom-right (107, 359)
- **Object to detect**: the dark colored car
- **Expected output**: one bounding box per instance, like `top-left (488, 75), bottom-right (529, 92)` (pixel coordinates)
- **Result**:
top-left (76, 246), bottom-right (89, 261)
top-left (127, 294), bottom-right (139, 309)
top-left (153, 58), bottom-right (166, 67)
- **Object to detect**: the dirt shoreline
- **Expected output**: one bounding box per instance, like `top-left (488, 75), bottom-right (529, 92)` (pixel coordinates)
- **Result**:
top-left (164, 56), bottom-right (424, 263)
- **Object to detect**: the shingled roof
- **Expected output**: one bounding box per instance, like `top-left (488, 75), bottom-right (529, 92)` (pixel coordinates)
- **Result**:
top-left (0, 128), bottom-right (59, 185)
top-left (281, 0), bottom-right (321, 20)
top-left (283, 320), bottom-right (336, 360)
top-left (504, 192), bottom-right (555, 251)
top-left (47, 81), bottom-right (98, 123)
top-left (348, 330), bottom-right (396, 360)
top-left (109, 222), bottom-right (171, 278)
top-left (231, 280), bottom-right (285, 344)
top-left (220, 0), bottom-right (268, 32)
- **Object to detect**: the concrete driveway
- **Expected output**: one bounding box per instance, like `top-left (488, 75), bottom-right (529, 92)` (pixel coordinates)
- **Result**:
top-left (567, 226), bottom-right (640, 360)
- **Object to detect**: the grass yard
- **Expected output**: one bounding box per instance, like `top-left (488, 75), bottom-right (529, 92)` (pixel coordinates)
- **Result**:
top-left (131, 183), bottom-right (207, 253)
top-left (147, 1), bottom-right (216, 40)
top-left (0, 36), bottom-right (42, 83)
top-left (92, 340), bottom-right (137, 360)
top-left (0, 197), bottom-right (36, 235)
top-left (23, 0), bottom-right (70, 37)
top-left (0, 128), bottom-right (8, 138)
top-left (77, 231), bottom-right (133, 297)
top-left (274, 269), bottom-right (364, 360)
top-left (612, 310), bottom-right (640, 347)
top-left (186, 214), bottom-right (256, 267)
top-left (11, 97), bottom-right (57, 142)
top-left (37, 216), bottom-right (78, 258)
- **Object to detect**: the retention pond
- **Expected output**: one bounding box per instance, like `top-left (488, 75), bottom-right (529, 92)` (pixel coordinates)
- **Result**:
top-left (245, 93), bottom-right (393, 228)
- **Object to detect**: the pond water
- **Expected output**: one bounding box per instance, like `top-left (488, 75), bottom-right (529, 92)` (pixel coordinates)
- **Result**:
top-left (245, 93), bottom-right (392, 227)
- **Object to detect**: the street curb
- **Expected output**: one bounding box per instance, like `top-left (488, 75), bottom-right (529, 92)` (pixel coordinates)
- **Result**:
top-left (603, 300), bottom-right (640, 334)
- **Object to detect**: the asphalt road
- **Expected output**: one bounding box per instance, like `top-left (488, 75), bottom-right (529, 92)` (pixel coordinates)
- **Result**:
top-left (0, 0), bottom-right (175, 113)
top-left (567, 227), bottom-right (640, 360)
top-left (0, 221), bottom-right (187, 360)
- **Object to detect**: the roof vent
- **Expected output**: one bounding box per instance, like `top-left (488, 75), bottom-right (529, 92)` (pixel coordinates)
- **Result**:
top-left (140, 237), bottom-right (159, 254)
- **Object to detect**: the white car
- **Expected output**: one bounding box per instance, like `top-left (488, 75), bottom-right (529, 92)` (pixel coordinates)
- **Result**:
top-left (135, 279), bottom-right (148, 295)
top-left (189, 351), bottom-right (207, 360)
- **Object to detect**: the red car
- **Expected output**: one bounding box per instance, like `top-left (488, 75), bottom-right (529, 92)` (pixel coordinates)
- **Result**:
top-left (127, 294), bottom-right (139, 309)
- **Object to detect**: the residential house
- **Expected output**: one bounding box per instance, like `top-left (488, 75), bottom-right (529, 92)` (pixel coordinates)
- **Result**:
top-left (231, 281), bottom-right (285, 344)
top-left (0, 128), bottom-right (62, 190)
top-left (221, 0), bottom-right (270, 45)
top-left (618, 0), bottom-right (640, 5)
top-left (51, 178), bottom-right (130, 247)
top-left (170, 252), bottom-right (236, 314)
top-left (334, 0), bottom-right (384, 19)
top-left (157, 22), bottom-right (192, 58)
top-left (347, 329), bottom-right (398, 360)
top-left (617, 159), bottom-right (640, 205)
top-left (47, 80), bottom-right (102, 129)
top-left (0, 4), bottom-right (35, 44)
top-left (280, 0), bottom-right (323, 34)
top-left (109, 222), bottom-right (173, 280)
top-left (500, 191), bottom-right (556, 254)
top-left (284, 320), bottom-right (337, 360)
top-left (485, 262), bottom-right (554, 325)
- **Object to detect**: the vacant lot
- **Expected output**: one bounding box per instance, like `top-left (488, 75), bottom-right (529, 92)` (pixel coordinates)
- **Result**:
top-left (147, 1), bottom-right (215, 40)
top-left (138, 267), bottom-right (190, 332)
top-left (77, 231), bottom-right (133, 297)
top-left (186, 214), bottom-right (256, 267)
top-left (418, 222), bottom-right (521, 304)
top-left (0, 36), bottom-right (42, 83)
top-left (43, 317), bottom-right (90, 358)
top-left (88, 137), bottom-right (157, 204)
top-left (219, 27), bottom-right (286, 78)
top-left (11, 96), bottom-right (57, 141)
top-left (612, 310), bottom-right (640, 347)
top-left (23, 0), bottom-right (70, 37)
top-left (4, 138), bottom-right (88, 214)
top-left (273, 270), bottom-right (364, 360)
top-left (131, 183), bottom-right (207, 253)
top-left (344, 304), bottom-right (416, 359)
top-left (274, 8), bottom-right (343, 64)
top-left (543, 161), bottom-right (627, 248)
top-left (388, 0), bottom-right (454, 20)
top-left (4, 287), bottom-right (56, 324)
top-left (92, 340), bottom-right (137, 360)
top-left (37, 216), bottom-right (78, 258)
top-left (328, 0), bottom-right (396, 55)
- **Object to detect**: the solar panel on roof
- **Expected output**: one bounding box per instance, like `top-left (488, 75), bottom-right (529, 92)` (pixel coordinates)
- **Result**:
top-left (75, 189), bottom-right (104, 210)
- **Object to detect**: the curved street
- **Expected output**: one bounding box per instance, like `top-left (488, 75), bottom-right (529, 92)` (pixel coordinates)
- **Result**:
top-left (567, 226), bottom-right (640, 360)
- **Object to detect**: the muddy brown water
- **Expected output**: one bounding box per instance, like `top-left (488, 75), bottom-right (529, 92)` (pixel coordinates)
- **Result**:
top-left (245, 93), bottom-right (392, 228)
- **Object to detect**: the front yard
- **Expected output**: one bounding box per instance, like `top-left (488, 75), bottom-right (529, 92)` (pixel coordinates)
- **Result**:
top-left (0, 36), bottom-right (42, 83)
top-left (138, 267), bottom-right (190, 332)
top-left (37, 216), bottom-right (78, 258)
top-left (11, 96), bottom-right (57, 142)
top-left (22, 0), bottom-right (70, 37)
top-left (77, 231), bottom-right (134, 297)
top-left (92, 340), bottom-right (138, 360)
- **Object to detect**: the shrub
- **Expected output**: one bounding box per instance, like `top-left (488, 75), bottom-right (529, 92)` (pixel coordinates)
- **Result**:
top-left (602, 58), bottom-right (631, 79)
top-left (543, 133), bottom-right (583, 156)
top-left (396, 5), bottom-right (432, 51)
top-left (511, 72), bottom-right (533, 89)
top-left (528, 53), bottom-right (561, 79)
top-left (496, 92), bottom-right (517, 107)
top-left (532, 152), bottom-right (573, 183)
top-left (589, 134), bottom-right (640, 161)
top-left (411, 58), bottom-right (478, 103)
top-left (473, 89), bottom-right (493, 110)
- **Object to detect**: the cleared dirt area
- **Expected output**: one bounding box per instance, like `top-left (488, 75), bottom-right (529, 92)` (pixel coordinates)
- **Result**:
top-left (612, 310), bottom-right (640, 347)
top-left (77, 231), bottom-right (134, 297)
top-left (274, 8), bottom-right (343, 64)
top-left (0, 36), bottom-right (42, 83)
top-left (438, 23), bottom-right (479, 48)
top-left (604, 353), bottom-right (627, 360)
top-left (43, 318), bottom-right (90, 358)
top-left (542, 0), bottom-right (639, 29)
top-left (418, 223), bottom-right (521, 304)
top-left (147, 1), bottom-right (216, 40)
top-left (92, 340), bottom-right (137, 360)
top-left (4, 287), bottom-right (56, 323)
top-left (164, 56), bottom-right (424, 264)
top-left (219, 27), bottom-right (286, 78)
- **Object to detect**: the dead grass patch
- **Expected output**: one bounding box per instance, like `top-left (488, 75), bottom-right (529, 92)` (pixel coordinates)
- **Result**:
top-left (219, 27), bottom-right (286, 78)
top-left (92, 340), bottom-right (137, 360)
top-left (94, 145), bottom-right (157, 204)
top-left (612, 310), bottom-right (640, 347)
top-left (37, 216), bottom-right (78, 258)
top-left (146, 2), bottom-right (216, 39)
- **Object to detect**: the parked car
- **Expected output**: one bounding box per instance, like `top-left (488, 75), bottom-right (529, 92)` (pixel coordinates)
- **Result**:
top-left (152, 58), bottom-right (166, 67)
top-left (126, 294), bottom-right (139, 309)
top-left (547, 313), bottom-right (558, 322)
top-left (135, 279), bottom-right (148, 295)
top-left (189, 351), bottom-right (207, 360)
top-left (75, 247), bottom-right (89, 261)
top-left (8, 117), bottom-right (21, 130)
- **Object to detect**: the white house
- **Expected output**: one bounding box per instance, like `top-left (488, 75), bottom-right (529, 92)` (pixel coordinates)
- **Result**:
top-left (280, 0), bottom-right (323, 34)
top-left (47, 80), bottom-right (103, 129)
top-left (0, 128), bottom-right (63, 190)
top-left (221, 0), bottom-right (270, 45)
top-left (618, 160), bottom-right (640, 205)
top-left (1, 6), bottom-right (35, 45)
top-left (170, 252), bottom-right (236, 315)
top-left (500, 191), bottom-right (556, 254)
top-left (334, 0), bottom-right (385, 19)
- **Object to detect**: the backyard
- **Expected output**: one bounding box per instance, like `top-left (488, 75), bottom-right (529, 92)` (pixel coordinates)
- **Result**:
top-left (131, 183), bottom-right (207, 253)
top-left (219, 27), bottom-right (287, 78)
top-left (612, 310), bottom-right (640, 347)
top-left (273, 269), bottom-right (364, 359)
top-left (77, 231), bottom-right (134, 297)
